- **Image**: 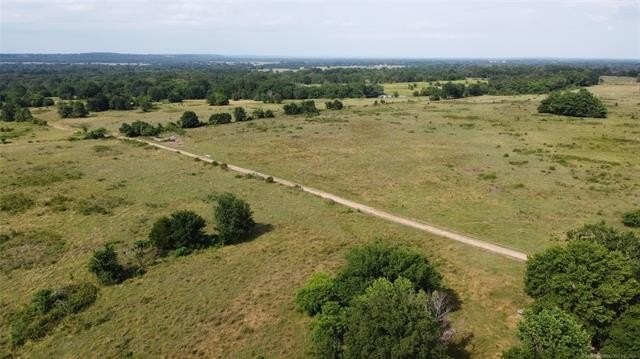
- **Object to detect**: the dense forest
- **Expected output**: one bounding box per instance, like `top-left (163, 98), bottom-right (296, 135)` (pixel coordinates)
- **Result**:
top-left (0, 60), bottom-right (638, 120)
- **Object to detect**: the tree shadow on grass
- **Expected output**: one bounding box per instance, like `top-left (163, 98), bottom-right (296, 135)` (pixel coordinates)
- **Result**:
top-left (232, 223), bottom-right (274, 245)
top-left (447, 332), bottom-right (474, 359)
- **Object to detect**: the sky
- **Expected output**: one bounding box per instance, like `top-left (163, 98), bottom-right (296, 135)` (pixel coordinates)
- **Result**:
top-left (1, 0), bottom-right (639, 58)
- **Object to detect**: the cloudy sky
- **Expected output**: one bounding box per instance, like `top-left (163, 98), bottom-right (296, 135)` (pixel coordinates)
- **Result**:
top-left (1, 0), bottom-right (638, 58)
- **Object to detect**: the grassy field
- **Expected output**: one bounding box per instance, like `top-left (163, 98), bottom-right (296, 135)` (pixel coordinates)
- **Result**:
top-left (0, 128), bottom-right (527, 357)
top-left (36, 76), bottom-right (640, 254)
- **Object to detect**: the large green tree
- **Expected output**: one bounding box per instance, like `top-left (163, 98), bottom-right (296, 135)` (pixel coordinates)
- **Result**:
top-left (524, 240), bottom-right (640, 344)
top-left (343, 278), bottom-right (449, 359)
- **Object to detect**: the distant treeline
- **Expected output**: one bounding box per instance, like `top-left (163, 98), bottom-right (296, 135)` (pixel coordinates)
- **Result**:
top-left (0, 63), bottom-right (637, 113)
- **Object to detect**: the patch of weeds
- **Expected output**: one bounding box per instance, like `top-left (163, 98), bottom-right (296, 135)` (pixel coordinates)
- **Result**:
top-left (0, 230), bottom-right (66, 273)
top-left (44, 194), bottom-right (73, 212)
top-left (75, 195), bottom-right (127, 215)
top-left (15, 163), bottom-right (84, 186)
top-left (478, 172), bottom-right (497, 181)
top-left (508, 160), bottom-right (529, 166)
top-left (0, 193), bottom-right (34, 214)
top-left (92, 145), bottom-right (122, 156)
top-left (10, 283), bottom-right (98, 346)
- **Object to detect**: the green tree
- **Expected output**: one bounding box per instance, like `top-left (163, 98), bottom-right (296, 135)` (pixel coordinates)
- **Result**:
top-left (213, 193), bottom-right (255, 244)
top-left (139, 96), bottom-right (154, 112)
top-left (310, 301), bottom-right (347, 359)
top-left (179, 111), bottom-right (200, 128)
top-left (86, 94), bottom-right (109, 112)
top-left (601, 304), bottom-right (640, 356)
top-left (515, 306), bottom-right (590, 358)
top-left (233, 107), bottom-right (247, 121)
top-left (538, 89), bottom-right (607, 118)
top-left (344, 278), bottom-right (449, 359)
top-left (14, 107), bottom-right (33, 122)
top-left (88, 244), bottom-right (124, 285)
top-left (296, 272), bottom-right (336, 315)
top-left (149, 210), bottom-right (207, 253)
top-left (333, 241), bottom-right (442, 305)
top-left (524, 240), bottom-right (640, 344)
top-left (209, 112), bottom-right (232, 125)
top-left (207, 91), bottom-right (229, 106)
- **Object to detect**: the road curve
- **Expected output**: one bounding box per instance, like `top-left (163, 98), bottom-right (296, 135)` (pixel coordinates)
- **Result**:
top-left (127, 137), bottom-right (528, 262)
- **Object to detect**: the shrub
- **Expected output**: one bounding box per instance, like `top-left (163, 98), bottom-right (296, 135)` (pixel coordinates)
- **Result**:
top-left (167, 91), bottom-right (183, 103)
top-left (252, 108), bottom-right (266, 118)
top-left (601, 305), bottom-right (640, 356)
top-left (233, 107), bottom-right (247, 122)
top-left (295, 272), bottom-right (336, 315)
top-left (119, 120), bottom-right (160, 137)
top-left (84, 127), bottom-right (108, 139)
top-left (283, 100), bottom-right (319, 115)
top-left (264, 109), bottom-right (275, 118)
top-left (344, 278), bottom-right (449, 358)
top-left (88, 243), bottom-right (125, 285)
top-left (213, 193), bottom-right (255, 244)
top-left (58, 101), bottom-right (88, 118)
top-left (514, 306), bottom-right (591, 358)
top-left (325, 99), bottom-right (343, 110)
top-left (333, 241), bottom-right (442, 305)
top-left (207, 91), bottom-right (229, 106)
top-left (524, 240), bottom-right (639, 345)
top-left (622, 209), bottom-right (640, 228)
top-left (209, 112), bottom-right (232, 125)
top-left (538, 89), bottom-right (607, 118)
top-left (179, 111), bottom-right (201, 128)
top-left (10, 283), bottom-right (98, 346)
top-left (0, 193), bottom-right (34, 214)
top-left (149, 210), bottom-right (207, 253)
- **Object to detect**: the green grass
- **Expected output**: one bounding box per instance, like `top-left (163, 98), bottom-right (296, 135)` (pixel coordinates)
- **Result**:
top-left (38, 78), bottom-right (640, 254)
top-left (0, 133), bottom-right (526, 357)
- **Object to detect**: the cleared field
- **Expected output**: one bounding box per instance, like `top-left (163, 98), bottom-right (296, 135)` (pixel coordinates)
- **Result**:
top-left (36, 77), bottom-right (640, 254)
top-left (0, 130), bottom-right (527, 357)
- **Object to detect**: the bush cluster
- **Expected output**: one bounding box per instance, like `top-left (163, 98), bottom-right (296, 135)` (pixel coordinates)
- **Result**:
top-left (58, 101), bottom-right (89, 118)
top-left (10, 283), bottom-right (98, 346)
top-left (622, 209), bottom-right (640, 228)
top-left (283, 100), bottom-right (319, 115)
top-left (538, 89), bottom-right (607, 118)
top-left (324, 99), bottom-right (344, 110)
top-left (119, 120), bottom-right (161, 137)
top-left (296, 242), bottom-right (452, 358)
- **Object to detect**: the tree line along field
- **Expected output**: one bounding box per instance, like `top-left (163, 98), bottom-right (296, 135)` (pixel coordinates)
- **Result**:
top-left (0, 127), bottom-right (527, 357)
top-left (34, 76), bottom-right (640, 254)
top-left (1, 73), bottom-right (639, 357)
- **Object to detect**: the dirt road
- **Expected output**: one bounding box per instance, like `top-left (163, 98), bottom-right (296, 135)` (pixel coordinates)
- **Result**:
top-left (45, 123), bottom-right (527, 261)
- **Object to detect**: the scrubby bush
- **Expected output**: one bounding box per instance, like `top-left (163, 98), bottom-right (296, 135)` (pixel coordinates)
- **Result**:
top-left (601, 305), bottom-right (640, 356)
top-left (119, 120), bottom-right (160, 137)
top-left (179, 111), bottom-right (201, 128)
top-left (622, 209), bottom-right (640, 228)
top-left (0, 193), bottom-right (34, 214)
top-left (233, 107), bottom-right (247, 122)
top-left (209, 112), bottom-right (232, 125)
top-left (14, 107), bottom-right (33, 122)
top-left (252, 108), bottom-right (266, 118)
top-left (88, 243), bottom-right (125, 285)
top-left (525, 240), bottom-right (639, 344)
top-left (10, 283), bottom-right (98, 346)
top-left (149, 210), bottom-right (208, 253)
top-left (325, 99), bottom-right (343, 110)
top-left (207, 91), bottom-right (229, 106)
top-left (84, 127), bottom-right (108, 139)
top-left (213, 193), bottom-right (255, 244)
top-left (344, 278), bottom-right (449, 359)
top-left (167, 91), bottom-right (183, 103)
top-left (296, 272), bottom-right (336, 315)
top-left (264, 109), bottom-right (275, 118)
top-left (109, 95), bottom-right (134, 110)
top-left (538, 89), bottom-right (607, 118)
top-left (283, 100), bottom-right (319, 115)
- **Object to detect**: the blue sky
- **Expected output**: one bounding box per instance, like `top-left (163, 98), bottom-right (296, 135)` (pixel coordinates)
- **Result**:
top-left (1, 0), bottom-right (638, 58)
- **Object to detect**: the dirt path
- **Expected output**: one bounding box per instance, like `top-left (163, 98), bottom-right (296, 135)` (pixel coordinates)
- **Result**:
top-left (47, 123), bottom-right (528, 261)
